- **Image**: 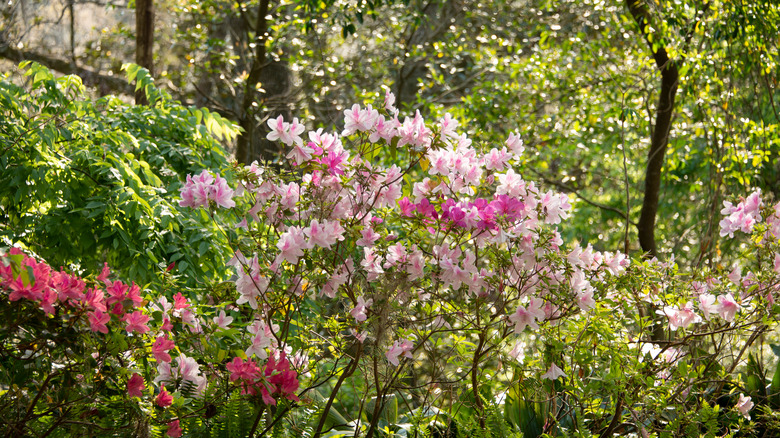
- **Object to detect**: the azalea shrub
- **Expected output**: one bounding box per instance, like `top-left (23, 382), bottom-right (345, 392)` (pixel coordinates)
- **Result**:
top-left (3, 87), bottom-right (780, 438)
top-left (0, 62), bottom-right (238, 288)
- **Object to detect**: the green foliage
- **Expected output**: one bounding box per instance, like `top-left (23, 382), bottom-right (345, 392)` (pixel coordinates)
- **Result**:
top-left (0, 62), bottom-right (239, 288)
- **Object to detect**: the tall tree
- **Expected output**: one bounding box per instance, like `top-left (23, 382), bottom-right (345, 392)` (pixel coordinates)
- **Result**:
top-left (625, 0), bottom-right (680, 258)
top-left (235, 0), bottom-right (272, 164)
top-left (135, 0), bottom-right (154, 105)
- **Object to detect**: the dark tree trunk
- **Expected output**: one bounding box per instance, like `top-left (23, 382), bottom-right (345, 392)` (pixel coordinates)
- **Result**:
top-left (236, 0), bottom-right (271, 165)
top-left (135, 0), bottom-right (154, 105)
top-left (626, 0), bottom-right (680, 259)
top-left (68, 0), bottom-right (76, 64)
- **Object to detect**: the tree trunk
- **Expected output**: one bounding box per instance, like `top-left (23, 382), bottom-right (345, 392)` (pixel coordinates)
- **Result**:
top-left (235, 0), bottom-right (271, 164)
top-left (135, 0), bottom-right (154, 105)
top-left (626, 0), bottom-right (680, 259)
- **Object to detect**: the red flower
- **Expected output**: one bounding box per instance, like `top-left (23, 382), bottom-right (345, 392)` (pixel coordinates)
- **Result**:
top-left (127, 373), bottom-right (145, 397)
top-left (166, 419), bottom-right (182, 437)
top-left (156, 386), bottom-right (173, 407)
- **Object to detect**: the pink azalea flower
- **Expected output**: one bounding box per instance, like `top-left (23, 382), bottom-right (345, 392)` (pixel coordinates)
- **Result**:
top-left (213, 310), bottom-right (233, 329)
top-left (484, 147), bottom-right (512, 171)
top-left (266, 115), bottom-right (287, 142)
top-left (698, 293), bottom-right (720, 320)
top-left (226, 357), bottom-right (262, 382)
top-left (96, 262), bottom-right (111, 283)
top-left (356, 227), bottom-right (381, 247)
top-left (84, 289), bottom-right (107, 312)
top-left (736, 393), bottom-right (754, 420)
top-left (88, 310), bottom-right (110, 334)
top-left (342, 104), bottom-right (379, 136)
top-left (349, 296), bottom-right (373, 322)
top-left (161, 315), bottom-right (173, 332)
top-left (401, 110), bottom-right (432, 150)
top-left (246, 321), bottom-right (277, 360)
top-left (125, 283), bottom-right (143, 307)
top-left (276, 226), bottom-right (308, 264)
top-left (438, 113), bottom-right (459, 139)
top-left (40, 288), bottom-right (57, 315)
top-left (127, 373), bottom-right (145, 397)
top-left (305, 219), bottom-right (343, 249)
top-left (717, 293), bottom-right (740, 322)
top-left (152, 336), bottom-right (176, 363)
top-left (398, 196), bottom-right (416, 216)
top-left (124, 310), bottom-right (150, 334)
top-left (264, 352), bottom-right (300, 404)
top-left (661, 302), bottom-right (701, 331)
top-left (496, 169), bottom-right (526, 198)
top-left (166, 420), bottom-right (183, 438)
top-left (172, 292), bottom-right (189, 310)
top-left (211, 175), bottom-right (236, 208)
top-left (508, 297), bottom-right (546, 333)
top-left (350, 329), bottom-right (368, 343)
top-left (286, 142), bottom-right (314, 165)
top-left (360, 247), bottom-right (385, 281)
top-left (506, 132), bottom-right (525, 156)
top-left (541, 362), bottom-right (567, 380)
top-left (385, 339), bottom-right (414, 366)
top-left (156, 386), bottom-right (173, 407)
top-left (384, 90), bottom-right (397, 114)
top-left (509, 341), bottom-right (525, 362)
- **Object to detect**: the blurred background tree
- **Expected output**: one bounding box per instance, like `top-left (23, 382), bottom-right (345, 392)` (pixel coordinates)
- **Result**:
top-left (1, 0), bottom-right (778, 266)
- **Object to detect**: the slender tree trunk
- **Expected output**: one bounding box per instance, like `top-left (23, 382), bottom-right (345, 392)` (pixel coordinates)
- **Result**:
top-left (135, 0), bottom-right (154, 105)
top-left (68, 0), bottom-right (75, 64)
top-left (236, 0), bottom-right (271, 164)
top-left (626, 0), bottom-right (680, 259)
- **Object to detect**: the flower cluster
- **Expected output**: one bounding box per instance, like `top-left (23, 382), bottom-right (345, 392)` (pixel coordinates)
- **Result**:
top-left (179, 170), bottom-right (235, 209)
top-left (226, 352), bottom-right (300, 405)
top-left (0, 249), bottom-right (148, 334)
top-left (719, 189), bottom-right (763, 238)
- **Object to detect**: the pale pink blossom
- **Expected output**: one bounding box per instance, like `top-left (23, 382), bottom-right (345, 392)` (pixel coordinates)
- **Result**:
top-left (361, 247), bottom-right (385, 281)
top-left (661, 302), bottom-right (701, 331)
top-left (496, 169), bottom-right (526, 198)
top-left (287, 143), bottom-right (315, 165)
top-left (350, 328), bottom-right (368, 343)
top-left (508, 341), bottom-right (525, 362)
top-left (698, 293), bottom-right (720, 320)
top-left (508, 297), bottom-right (546, 333)
top-left (439, 113), bottom-right (460, 139)
top-left (246, 321), bottom-right (278, 359)
top-left (213, 310), bottom-right (233, 329)
top-left (506, 132), bottom-right (524, 156)
top-left (276, 226), bottom-right (308, 264)
top-left (736, 393), bottom-right (754, 420)
top-left (717, 293), bottom-right (740, 322)
top-left (305, 219), bottom-right (345, 249)
top-left (212, 175), bottom-right (235, 208)
top-left (343, 104), bottom-right (379, 136)
top-left (386, 339), bottom-right (414, 366)
top-left (356, 227), bottom-right (380, 247)
top-left (397, 110), bottom-right (431, 150)
top-left (541, 362), bottom-right (567, 380)
top-left (349, 296), bottom-right (373, 322)
top-left (267, 115), bottom-right (305, 146)
top-left (484, 147), bottom-right (512, 171)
